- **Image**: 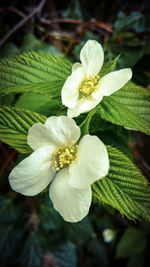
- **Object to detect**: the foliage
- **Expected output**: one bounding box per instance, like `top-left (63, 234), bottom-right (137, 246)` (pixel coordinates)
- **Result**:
top-left (116, 227), bottom-right (146, 267)
top-left (114, 11), bottom-right (150, 37)
top-left (93, 146), bottom-right (150, 221)
top-left (0, 105), bottom-right (46, 153)
top-left (98, 82), bottom-right (150, 135)
top-left (0, 52), bottom-right (71, 96)
top-left (0, 2), bottom-right (150, 266)
top-left (1, 103), bottom-right (150, 222)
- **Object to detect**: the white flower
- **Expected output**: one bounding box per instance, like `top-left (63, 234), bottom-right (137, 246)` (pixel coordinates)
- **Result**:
top-left (9, 116), bottom-right (109, 222)
top-left (102, 229), bottom-right (115, 243)
top-left (61, 40), bottom-right (132, 118)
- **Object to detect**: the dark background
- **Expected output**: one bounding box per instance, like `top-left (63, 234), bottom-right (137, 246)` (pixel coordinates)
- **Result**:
top-left (0, 0), bottom-right (150, 266)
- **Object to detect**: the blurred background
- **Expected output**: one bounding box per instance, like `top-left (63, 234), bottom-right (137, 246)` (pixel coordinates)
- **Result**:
top-left (0, 0), bottom-right (150, 266)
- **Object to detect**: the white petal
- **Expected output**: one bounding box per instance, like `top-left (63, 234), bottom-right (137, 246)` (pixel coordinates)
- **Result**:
top-left (67, 97), bottom-right (102, 118)
top-left (69, 134), bottom-right (109, 189)
top-left (27, 123), bottom-right (57, 151)
top-left (61, 67), bottom-right (86, 109)
top-left (80, 40), bottom-right (104, 76)
top-left (72, 62), bottom-right (82, 72)
top-left (49, 168), bottom-right (92, 222)
top-left (93, 68), bottom-right (132, 98)
top-left (45, 116), bottom-right (80, 146)
top-left (9, 146), bottom-right (55, 196)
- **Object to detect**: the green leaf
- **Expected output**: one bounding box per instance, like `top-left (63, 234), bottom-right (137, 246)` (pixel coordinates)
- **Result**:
top-left (0, 42), bottom-right (19, 59)
top-left (65, 217), bottom-right (93, 245)
top-left (0, 225), bottom-right (23, 259)
top-left (0, 195), bottom-right (19, 223)
top-left (54, 241), bottom-right (77, 267)
top-left (0, 94), bottom-right (15, 106)
top-left (114, 11), bottom-right (150, 37)
top-left (127, 254), bottom-right (145, 267)
top-left (116, 227), bottom-right (146, 258)
top-left (90, 113), bottom-right (132, 158)
top-left (79, 107), bottom-right (97, 136)
top-left (15, 92), bottom-right (65, 116)
top-left (97, 126), bottom-right (132, 159)
top-left (63, 0), bottom-right (83, 20)
top-left (92, 146), bottom-right (150, 221)
top-left (21, 33), bottom-right (41, 51)
top-left (0, 51), bottom-right (71, 96)
top-left (100, 56), bottom-right (119, 77)
top-left (20, 33), bottom-right (62, 55)
top-left (19, 232), bottom-right (42, 267)
top-left (0, 105), bottom-right (46, 153)
top-left (88, 239), bottom-right (108, 266)
top-left (134, 54), bottom-right (150, 87)
top-left (104, 42), bottom-right (144, 68)
top-left (40, 194), bottom-right (63, 231)
top-left (98, 82), bottom-right (150, 135)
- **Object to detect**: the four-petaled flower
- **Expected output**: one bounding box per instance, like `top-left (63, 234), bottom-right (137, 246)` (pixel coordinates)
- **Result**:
top-left (61, 40), bottom-right (132, 118)
top-left (9, 116), bottom-right (109, 222)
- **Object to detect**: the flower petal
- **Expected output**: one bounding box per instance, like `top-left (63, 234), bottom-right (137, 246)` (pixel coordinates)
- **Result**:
top-left (49, 168), bottom-right (92, 222)
top-left (67, 97), bottom-right (102, 118)
top-left (45, 116), bottom-right (80, 146)
top-left (27, 123), bottom-right (57, 151)
top-left (80, 40), bottom-right (104, 76)
top-left (72, 62), bottom-right (82, 72)
top-left (69, 134), bottom-right (109, 189)
top-left (61, 67), bottom-right (86, 108)
top-left (93, 68), bottom-right (132, 98)
top-left (9, 146), bottom-right (55, 196)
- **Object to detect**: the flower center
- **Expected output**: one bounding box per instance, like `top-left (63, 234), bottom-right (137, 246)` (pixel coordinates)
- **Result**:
top-left (79, 74), bottom-right (100, 98)
top-left (52, 143), bottom-right (78, 171)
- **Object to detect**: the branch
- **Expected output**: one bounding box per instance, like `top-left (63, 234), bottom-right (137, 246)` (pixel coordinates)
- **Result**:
top-left (0, 150), bottom-right (16, 178)
top-left (0, 0), bottom-right (46, 47)
top-left (39, 17), bottom-right (113, 33)
top-left (0, 7), bottom-right (25, 18)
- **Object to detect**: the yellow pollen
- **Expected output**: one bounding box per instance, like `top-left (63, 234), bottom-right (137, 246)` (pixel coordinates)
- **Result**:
top-left (79, 74), bottom-right (100, 98)
top-left (52, 143), bottom-right (78, 171)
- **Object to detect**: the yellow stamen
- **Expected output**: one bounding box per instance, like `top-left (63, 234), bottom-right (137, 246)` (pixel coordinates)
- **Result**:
top-left (79, 74), bottom-right (100, 98)
top-left (52, 143), bottom-right (78, 171)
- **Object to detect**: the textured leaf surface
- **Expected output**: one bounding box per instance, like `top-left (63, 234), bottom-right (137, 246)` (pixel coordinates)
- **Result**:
top-left (0, 105), bottom-right (46, 153)
top-left (0, 51), bottom-right (71, 96)
top-left (93, 146), bottom-right (150, 221)
top-left (98, 82), bottom-right (150, 135)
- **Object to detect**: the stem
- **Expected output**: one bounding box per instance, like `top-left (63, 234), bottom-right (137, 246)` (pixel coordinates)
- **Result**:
top-left (0, 150), bottom-right (16, 178)
top-left (79, 106), bottom-right (98, 135)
